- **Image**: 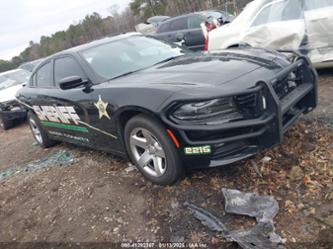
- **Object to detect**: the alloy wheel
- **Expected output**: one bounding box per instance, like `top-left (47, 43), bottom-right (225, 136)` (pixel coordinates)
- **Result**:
top-left (29, 118), bottom-right (43, 144)
top-left (129, 128), bottom-right (167, 178)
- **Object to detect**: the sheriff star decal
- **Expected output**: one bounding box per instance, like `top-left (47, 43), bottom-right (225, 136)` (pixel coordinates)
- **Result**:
top-left (94, 95), bottom-right (111, 120)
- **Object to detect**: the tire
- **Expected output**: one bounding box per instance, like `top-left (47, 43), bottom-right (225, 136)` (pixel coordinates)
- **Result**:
top-left (27, 112), bottom-right (57, 148)
top-left (124, 114), bottom-right (184, 185)
top-left (0, 115), bottom-right (13, 130)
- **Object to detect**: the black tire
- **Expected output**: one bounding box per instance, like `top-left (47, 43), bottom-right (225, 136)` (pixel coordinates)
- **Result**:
top-left (0, 115), bottom-right (13, 130)
top-left (27, 112), bottom-right (57, 148)
top-left (124, 114), bottom-right (184, 185)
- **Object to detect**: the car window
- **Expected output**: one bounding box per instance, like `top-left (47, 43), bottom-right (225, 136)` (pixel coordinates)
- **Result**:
top-left (305, 0), bottom-right (333, 10)
top-left (157, 22), bottom-right (170, 33)
top-left (251, 0), bottom-right (303, 27)
top-left (170, 17), bottom-right (188, 31)
top-left (54, 57), bottom-right (86, 85)
top-left (281, 0), bottom-right (303, 21)
top-left (36, 61), bottom-right (53, 88)
top-left (188, 14), bottom-right (205, 29)
top-left (251, 1), bottom-right (285, 27)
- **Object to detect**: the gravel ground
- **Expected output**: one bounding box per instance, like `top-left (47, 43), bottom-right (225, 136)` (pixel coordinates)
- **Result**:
top-left (0, 71), bottom-right (332, 248)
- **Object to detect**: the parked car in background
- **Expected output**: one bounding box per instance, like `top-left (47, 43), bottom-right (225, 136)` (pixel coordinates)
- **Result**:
top-left (152, 10), bottom-right (234, 51)
top-left (0, 69), bottom-right (30, 130)
top-left (207, 0), bottom-right (333, 68)
top-left (16, 33), bottom-right (317, 185)
top-left (19, 58), bottom-right (44, 72)
top-left (135, 16), bottom-right (170, 34)
top-left (147, 16), bottom-right (170, 27)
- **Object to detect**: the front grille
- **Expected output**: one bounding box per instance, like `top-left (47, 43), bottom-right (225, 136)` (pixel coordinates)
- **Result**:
top-left (234, 92), bottom-right (262, 118)
top-left (0, 100), bottom-right (21, 112)
top-left (186, 126), bottom-right (263, 142)
top-left (272, 71), bottom-right (302, 100)
top-left (234, 93), bottom-right (258, 108)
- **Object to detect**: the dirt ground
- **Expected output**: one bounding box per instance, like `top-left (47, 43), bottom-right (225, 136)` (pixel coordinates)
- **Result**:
top-left (0, 70), bottom-right (332, 248)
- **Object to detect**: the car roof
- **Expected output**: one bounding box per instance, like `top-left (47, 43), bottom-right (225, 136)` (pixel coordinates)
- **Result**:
top-left (0, 68), bottom-right (26, 76)
top-left (159, 10), bottom-right (230, 23)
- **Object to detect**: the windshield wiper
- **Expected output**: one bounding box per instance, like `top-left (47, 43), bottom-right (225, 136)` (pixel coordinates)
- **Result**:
top-left (110, 69), bottom-right (144, 80)
top-left (153, 55), bottom-right (184, 66)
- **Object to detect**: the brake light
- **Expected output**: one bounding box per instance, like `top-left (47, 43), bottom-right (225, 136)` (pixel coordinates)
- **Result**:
top-left (204, 35), bottom-right (209, 51)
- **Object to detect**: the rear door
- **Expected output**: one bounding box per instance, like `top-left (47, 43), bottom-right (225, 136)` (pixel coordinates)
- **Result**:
top-left (30, 57), bottom-right (93, 146)
top-left (304, 0), bottom-right (333, 65)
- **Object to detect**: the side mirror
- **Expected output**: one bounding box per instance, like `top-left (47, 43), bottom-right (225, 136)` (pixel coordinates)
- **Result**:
top-left (176, 32), bottom-right (185, 42)
top-left (59, 76), bottom-right (89, 90)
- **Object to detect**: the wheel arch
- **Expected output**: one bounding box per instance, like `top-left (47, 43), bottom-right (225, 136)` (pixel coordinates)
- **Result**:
top-left (116, 107), bottom-right (163, 142)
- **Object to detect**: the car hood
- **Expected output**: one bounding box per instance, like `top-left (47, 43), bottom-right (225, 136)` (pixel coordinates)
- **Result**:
top-left (110, 48), bottom-right (286, 90)
top-left (0, 83), bottom-right (24, 103)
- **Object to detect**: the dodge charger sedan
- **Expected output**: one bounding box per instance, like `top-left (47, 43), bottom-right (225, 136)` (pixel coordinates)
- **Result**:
top-left (16, 33), bottom-right (317, 185)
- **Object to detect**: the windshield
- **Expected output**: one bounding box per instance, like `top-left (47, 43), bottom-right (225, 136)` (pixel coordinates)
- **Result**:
top-left (81, 36), bottom-right (187, 80)
top-left (0, 69), bottom-right (30, 90)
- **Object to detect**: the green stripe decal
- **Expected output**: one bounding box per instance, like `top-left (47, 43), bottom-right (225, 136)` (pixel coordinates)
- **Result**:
top-left (41, 121), bottom-right (89, 133)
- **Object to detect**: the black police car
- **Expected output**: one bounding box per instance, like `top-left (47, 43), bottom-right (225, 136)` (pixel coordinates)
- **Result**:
top-left (16, 33), bottom-right (317, 185)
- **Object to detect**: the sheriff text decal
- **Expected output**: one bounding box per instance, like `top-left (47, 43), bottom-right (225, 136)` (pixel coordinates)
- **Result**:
top-left (33, 105), bottom-right (81, 125)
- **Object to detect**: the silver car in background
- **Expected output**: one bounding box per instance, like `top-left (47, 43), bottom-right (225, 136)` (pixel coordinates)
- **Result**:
top-left (208, 0), bottom-right (333, 68)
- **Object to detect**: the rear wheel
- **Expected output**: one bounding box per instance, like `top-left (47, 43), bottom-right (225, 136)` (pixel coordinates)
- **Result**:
top-left (28, 112), bottom-right (57, 148)
top-left (0, 115), bottom-right (13, 130)
top-left (124, 114), bottom-right (183, 185)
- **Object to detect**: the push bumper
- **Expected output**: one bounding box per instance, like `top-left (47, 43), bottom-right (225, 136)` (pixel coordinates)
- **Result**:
top-left (162, 53), bottom-right (318, 168)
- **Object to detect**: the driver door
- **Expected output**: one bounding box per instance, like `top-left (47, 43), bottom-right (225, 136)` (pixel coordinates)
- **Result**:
top-left (31, 56), bottom-right (94, 146)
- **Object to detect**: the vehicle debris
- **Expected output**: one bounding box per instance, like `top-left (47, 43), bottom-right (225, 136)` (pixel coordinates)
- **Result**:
top-left (0, 150), bottom-right (74, 181)
top-left (251, 160), bottom-right (263, 178)
top-left (261, 156), bottom-right (272, 164)
top-left (125, 163), bottom-right (138, 173)
top-left (186, 188), bottom-right (285, 249)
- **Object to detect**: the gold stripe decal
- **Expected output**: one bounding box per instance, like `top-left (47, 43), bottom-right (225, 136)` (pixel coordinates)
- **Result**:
top-left (78, 121), bottom-right (118, 140)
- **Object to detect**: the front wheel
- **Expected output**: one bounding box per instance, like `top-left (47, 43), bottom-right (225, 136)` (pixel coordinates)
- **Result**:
top-left (124, 114), bottom-right (184, 185)
top-left (28, 112), bottom-right (57, 148)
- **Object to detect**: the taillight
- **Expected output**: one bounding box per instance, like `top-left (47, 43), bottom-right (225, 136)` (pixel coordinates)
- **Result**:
top-left (204, 34), bottom-right (209, 51)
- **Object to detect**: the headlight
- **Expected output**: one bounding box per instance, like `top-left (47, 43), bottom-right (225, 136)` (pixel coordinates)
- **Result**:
top-left (172, 97), bottom-right (243, 124)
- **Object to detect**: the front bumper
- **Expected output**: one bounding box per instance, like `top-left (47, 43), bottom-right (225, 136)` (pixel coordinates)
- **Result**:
top-left (0, 101), bottom-right (27, 121)
top-left (162, 53), bottom-right (318, 168)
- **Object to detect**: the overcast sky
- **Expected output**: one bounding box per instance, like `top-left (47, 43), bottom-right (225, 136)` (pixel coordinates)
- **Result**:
top-left (0, 0), bottom-right (131, 60)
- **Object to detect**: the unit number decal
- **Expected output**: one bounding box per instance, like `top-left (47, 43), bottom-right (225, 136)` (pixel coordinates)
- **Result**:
top-left (184, 146), bottom-right (212, 155)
